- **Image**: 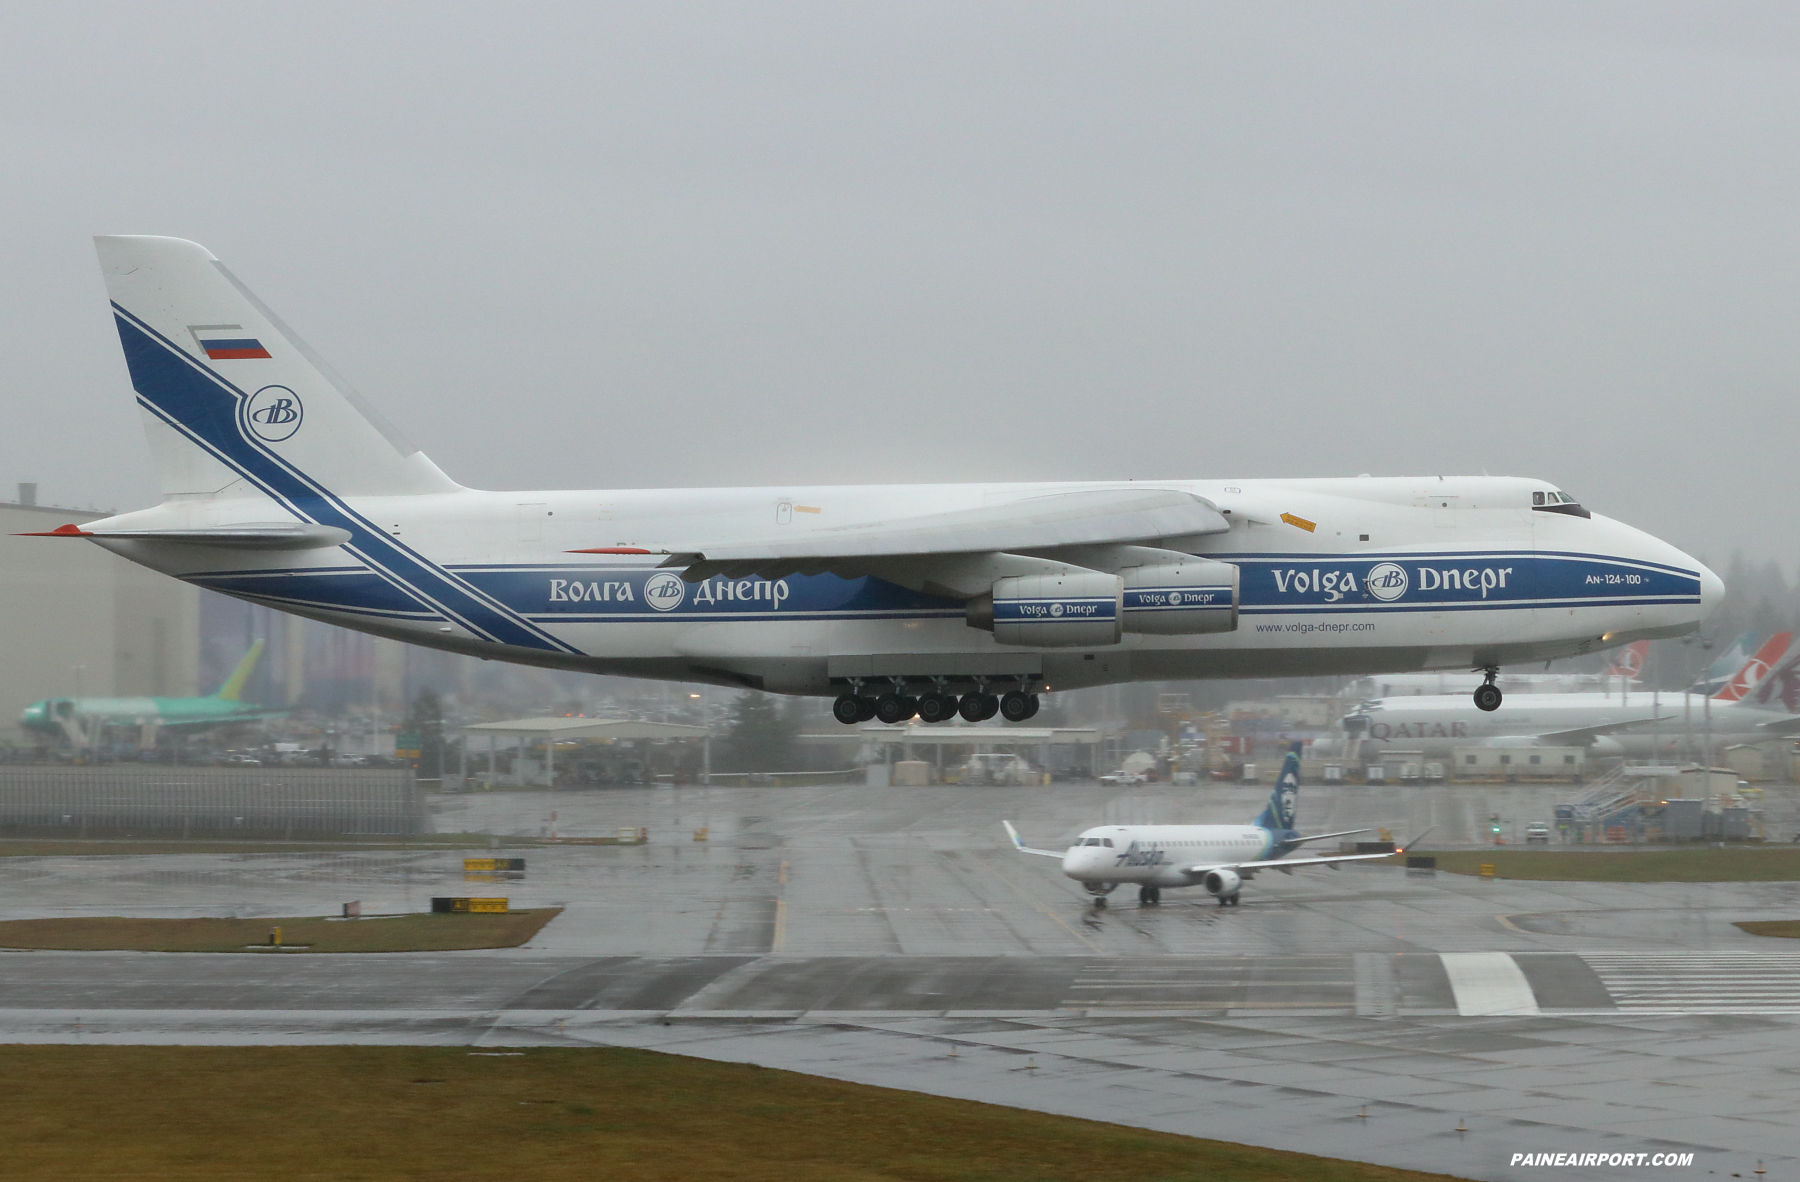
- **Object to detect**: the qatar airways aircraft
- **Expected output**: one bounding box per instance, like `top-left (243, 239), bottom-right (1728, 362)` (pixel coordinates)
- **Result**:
top-left (28, 236), bottom-right (1721, 724)
top-left (1005, 747), bottom-right (1419, 907)
top-left (1327, 632), bottom-right (1800, 762)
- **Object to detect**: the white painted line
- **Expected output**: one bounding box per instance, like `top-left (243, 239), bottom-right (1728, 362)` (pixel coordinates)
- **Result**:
top-left (1440, 952), bottom-right (1540, 1016)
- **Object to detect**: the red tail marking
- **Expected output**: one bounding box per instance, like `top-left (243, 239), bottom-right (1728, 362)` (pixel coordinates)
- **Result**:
top-left (14, 524), bottom-right (92, 537)
top-left (1715, 631), bottom-right (1794, 701)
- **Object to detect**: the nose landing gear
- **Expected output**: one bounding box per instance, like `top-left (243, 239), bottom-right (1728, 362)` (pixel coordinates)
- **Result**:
top-left (1473, 666), bottom-right (1503, 712)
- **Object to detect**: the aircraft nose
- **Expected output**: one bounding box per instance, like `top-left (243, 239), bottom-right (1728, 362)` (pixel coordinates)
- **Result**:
top-left (1696, 560), bottom-right (1725, 620)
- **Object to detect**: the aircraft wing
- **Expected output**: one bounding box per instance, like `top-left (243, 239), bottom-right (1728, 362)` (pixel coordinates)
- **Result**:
top-left (1179, 825), bottom-right (1434, 877)
top-left (1755, 715), bottom-right (1800, 735)
top-left (580, 489), bottom-right (1229, 582)
top-left (1179, 850), bottom-right (1401, 875)
top-left (1528, 716), bottom-right (1678, 745)
top-left (1284, 827), bottom-right (1373, 846)
top-left (1003, 821), bottom-right (1065, 859)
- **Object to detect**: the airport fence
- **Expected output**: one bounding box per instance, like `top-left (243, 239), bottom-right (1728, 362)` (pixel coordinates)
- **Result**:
top-left (0, 766), bottom-right (428, 838)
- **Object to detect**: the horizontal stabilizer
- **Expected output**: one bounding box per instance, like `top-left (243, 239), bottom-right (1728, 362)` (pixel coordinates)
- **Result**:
top-left (20, 522), bottom-right (350, 551)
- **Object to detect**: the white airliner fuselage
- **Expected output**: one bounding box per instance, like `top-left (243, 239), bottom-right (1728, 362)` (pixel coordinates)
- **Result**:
top-left (53, 236), bottom-right (1723, 718)
top-left (1007, 751), bottom-right (1405, 906)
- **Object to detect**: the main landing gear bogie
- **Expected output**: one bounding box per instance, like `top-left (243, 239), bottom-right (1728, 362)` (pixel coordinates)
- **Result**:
top-left (832, 689), bottom-right (1038, 726)
top-left (1217, 893), bottom-right (1240, 907)
top-left (1473, 665), bottom-right (1503, 713)
top-left (1138, 885), bottom-right (1162, 906)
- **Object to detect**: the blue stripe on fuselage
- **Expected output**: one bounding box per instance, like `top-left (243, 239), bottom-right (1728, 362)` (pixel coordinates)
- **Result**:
top-left (114, 306), bottom-right (578, 653)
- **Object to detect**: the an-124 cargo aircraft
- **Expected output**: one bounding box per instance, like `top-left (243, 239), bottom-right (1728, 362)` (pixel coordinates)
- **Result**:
top-left (1005, 747), bottom-right (1421, 907)
top-left (25, 236), bottom-right (1722, 722)
top-left (1326, 632), bottom-right (1800, 762)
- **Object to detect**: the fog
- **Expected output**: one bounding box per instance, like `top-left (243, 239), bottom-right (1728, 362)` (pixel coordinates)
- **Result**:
top-left (3, 3), bottom-right (1798, 569)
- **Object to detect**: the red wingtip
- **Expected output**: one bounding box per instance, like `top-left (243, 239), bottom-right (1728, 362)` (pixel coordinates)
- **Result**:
top-left (567, 546), bottom-right (653, 554)
top-left (15, 524), bottom-right (92, 537)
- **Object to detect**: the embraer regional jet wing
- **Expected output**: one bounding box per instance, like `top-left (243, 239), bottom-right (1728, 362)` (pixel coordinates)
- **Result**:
top-left (1003, 820), bottom-right (1065, 858)
top-left (1284, 827), bottom-right (1373, 846)
top-left (615, 489), bottom-right (1228, 580)
top-left (1180, 850), bottom-right (1400, 875)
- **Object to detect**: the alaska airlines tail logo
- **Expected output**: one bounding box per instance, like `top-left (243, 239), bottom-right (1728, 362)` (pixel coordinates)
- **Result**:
top-left (245, 385), bottom-right (303, 442)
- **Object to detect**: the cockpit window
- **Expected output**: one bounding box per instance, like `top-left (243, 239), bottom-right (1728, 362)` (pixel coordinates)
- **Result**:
top-left (1533, 490), bottom-right (1591, 519)
top-left (1102, 838), bottom-right (1114, 848)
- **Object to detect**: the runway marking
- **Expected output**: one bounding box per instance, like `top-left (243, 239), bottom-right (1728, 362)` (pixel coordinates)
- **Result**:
top-left (1441, 952), bottom-right (1540, 1016)
top-left (1583, 952), bottom-right (1800, 1013)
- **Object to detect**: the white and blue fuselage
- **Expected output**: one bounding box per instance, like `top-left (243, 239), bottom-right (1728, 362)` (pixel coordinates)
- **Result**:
top-left (65, 236), bottom-right (1722, 701)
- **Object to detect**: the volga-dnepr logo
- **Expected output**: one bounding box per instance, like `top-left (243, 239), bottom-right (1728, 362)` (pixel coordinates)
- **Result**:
top-left (1364, 562), bottom-right (1409, 602)
top-left (643, 572), bottom-right (687, 612)
top-left (244, 385), bottom-right (303, 442)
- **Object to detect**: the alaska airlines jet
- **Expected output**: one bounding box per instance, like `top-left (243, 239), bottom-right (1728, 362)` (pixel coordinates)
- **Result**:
top-left (1005, 748), bottom-right (1412, 906)
top-left (1331, 633), bottom-right (1800, 761)
top-left (19, 641), bottom-right (279, 746)
top-left (27, 236), bottom-right (1722, 724)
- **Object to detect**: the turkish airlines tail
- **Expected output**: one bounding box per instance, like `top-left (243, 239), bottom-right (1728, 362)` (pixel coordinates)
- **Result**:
top-left (94, 235), bottom-right (459, 502)
top-left (1712, 631), bottom-right (1794, 703)
top-left (1602, 641), bottom-right (1649, 682)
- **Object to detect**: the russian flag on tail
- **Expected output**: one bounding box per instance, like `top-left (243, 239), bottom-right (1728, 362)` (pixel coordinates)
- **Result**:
top-left (188, 323), bottom-right (271, 360)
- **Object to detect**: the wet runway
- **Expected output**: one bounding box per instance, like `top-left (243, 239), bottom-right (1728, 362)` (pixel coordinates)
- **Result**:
top-left (3, 779), bottom-right (1798, 1180)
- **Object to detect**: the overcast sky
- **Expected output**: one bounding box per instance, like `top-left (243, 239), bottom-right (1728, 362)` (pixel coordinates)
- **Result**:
top-left (2, 3), bottom-right (1796, 569)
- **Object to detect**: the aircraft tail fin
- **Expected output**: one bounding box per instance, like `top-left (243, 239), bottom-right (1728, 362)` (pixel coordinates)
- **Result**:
top-left (1713, 631), bottom-right (1793, 703)
top-left (1252, 742), bottom-right (1302, 832)
top-left (1604, 641), bottom-right (1650, 682)
top-left (94, 236), bottom-right (460, 502)
top-left (213, 640), bottom-right (265, 702)
top-left (1745, 636), bottom-right (1800, 713)
top-left (1692, 631), bottom-right (1758, 696)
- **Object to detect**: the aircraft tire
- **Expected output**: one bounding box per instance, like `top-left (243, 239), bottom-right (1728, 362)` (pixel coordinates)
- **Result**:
top-left (999, 691), bottom-right (1033, 722)
top-left (875, 694), bottom-right (916, 724)
top-left (855, 696), bottom-right (878, 723)
top-left (1093, 895), bottom-right (1107, 909)
top-left (1473, 684), bottom-right (1503, 712)
top-left (1021, 694), bottom-right (1040, 720)
top-left (916, 694), bottom-right (952, 723)
top-left (975, 694), bottom-right (1000, 721)
top-left (957, 693), bottom-right (986, 722)
top-left (832, 694), bottom-right (863, 725)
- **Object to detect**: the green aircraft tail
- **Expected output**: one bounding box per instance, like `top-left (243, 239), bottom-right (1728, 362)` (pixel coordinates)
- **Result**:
top-left (214, 640), bottom-right (266, 702)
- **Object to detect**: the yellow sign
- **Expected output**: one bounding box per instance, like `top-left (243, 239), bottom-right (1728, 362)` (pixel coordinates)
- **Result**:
top-left (1280, 512), bottom-right (1317, 532)
top-left (1479, 863), bottom-right (1496, 878)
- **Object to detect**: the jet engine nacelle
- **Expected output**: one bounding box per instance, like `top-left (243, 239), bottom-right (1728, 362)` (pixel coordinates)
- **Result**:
top-left (1121, 561), bottom-right (1239, 635)
top-left (970, 571), bottom-right (1124, 648)
top-left (1203, 868), bottom-right (1242, 898)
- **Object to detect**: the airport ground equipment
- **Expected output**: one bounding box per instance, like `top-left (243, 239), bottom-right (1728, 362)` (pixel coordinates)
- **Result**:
top-left (34, 236), bottom-right (1720, 723)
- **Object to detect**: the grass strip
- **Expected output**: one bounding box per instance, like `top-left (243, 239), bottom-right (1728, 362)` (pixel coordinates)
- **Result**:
top-left (1426, 847), bottom-right (1800, 882)
top-left (0, 1045), bottom-right (1467, 1182)
top-left (0, 834), bottom-right (545, 858)
top-left (1736, 920), bottom-right (1800, 938)
top-left (0, 908), bottom-right (560, 953)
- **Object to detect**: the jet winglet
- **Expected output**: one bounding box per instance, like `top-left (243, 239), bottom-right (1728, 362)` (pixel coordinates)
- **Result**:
top-left (1003, 820), bottom-right (1064, 858)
